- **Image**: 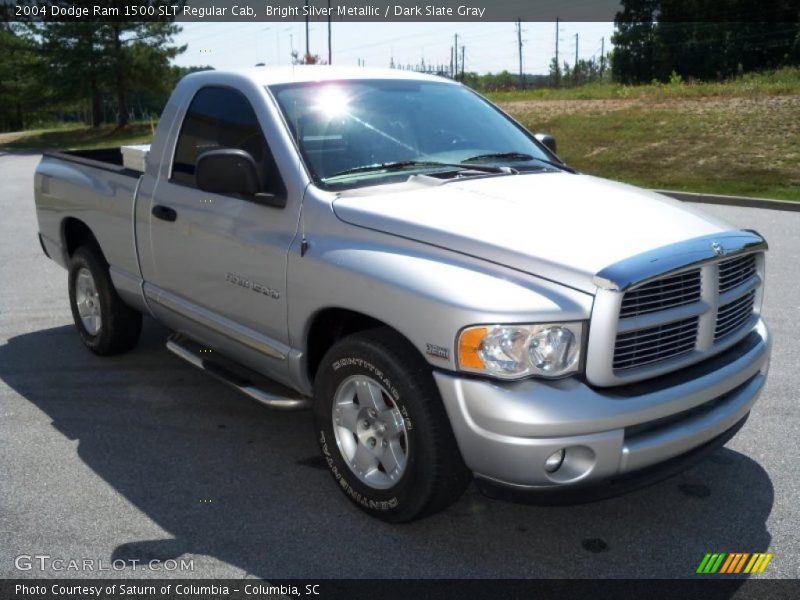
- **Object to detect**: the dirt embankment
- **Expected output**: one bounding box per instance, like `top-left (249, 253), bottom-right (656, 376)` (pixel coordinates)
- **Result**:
top-left (500, 94), bottom-right (800, 120)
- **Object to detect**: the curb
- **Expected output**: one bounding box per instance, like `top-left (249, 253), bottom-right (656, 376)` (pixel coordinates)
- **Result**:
top-left (656, 190), bottom-right (800, 212)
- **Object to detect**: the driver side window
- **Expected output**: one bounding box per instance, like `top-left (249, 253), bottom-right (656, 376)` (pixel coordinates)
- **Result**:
top-left (172, 86), bottom-right (284, 196)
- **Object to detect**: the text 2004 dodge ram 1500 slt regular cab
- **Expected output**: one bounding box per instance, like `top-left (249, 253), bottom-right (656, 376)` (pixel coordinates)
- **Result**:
top-left (34, 66), bottom-right (771, 521)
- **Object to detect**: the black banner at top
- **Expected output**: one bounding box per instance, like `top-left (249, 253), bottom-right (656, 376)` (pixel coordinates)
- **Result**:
top-left (4, 0), bottom-right (800, 22)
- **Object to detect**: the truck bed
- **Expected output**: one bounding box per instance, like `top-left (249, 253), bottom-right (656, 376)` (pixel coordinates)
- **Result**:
top-left (35, 148), bottom-right (145, 286)
top-left (43, 148), bottom-right (141, 176)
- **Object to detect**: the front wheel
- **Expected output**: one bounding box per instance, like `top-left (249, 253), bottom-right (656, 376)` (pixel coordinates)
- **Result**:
top-left (314, 328), bottom-right (470, 522)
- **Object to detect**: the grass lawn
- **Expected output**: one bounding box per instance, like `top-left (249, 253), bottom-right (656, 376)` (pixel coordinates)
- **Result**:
top-left (0, 122), bottom-right (154, 152)
top-left (490, 68), bottom-right (800, 201)
top-left (499, 95), bottom-right (800, 201)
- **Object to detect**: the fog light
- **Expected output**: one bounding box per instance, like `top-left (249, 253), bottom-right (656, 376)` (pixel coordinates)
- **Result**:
top-left (544, 449), bottom-right (566, 473)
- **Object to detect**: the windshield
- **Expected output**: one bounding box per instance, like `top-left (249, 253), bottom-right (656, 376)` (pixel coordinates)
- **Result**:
top-left (268, 79), bottom-right (559, 189)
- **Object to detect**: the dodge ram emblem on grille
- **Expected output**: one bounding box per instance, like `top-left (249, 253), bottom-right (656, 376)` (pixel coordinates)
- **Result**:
top-left (711, 241), bottom-right (725, 256)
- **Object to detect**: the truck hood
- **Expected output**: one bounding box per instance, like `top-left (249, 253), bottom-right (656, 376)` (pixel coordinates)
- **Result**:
top-left (332, 172), bottom-right (729, 294)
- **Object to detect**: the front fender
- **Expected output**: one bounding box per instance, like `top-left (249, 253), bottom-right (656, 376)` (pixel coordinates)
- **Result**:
top-left (287, 206), bottom-right (593, 392)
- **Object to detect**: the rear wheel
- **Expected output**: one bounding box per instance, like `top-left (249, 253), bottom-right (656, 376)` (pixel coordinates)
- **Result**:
top-left (68, 245), bottom-right (142, 355)
top-left (314, 328), bottom-right (471, 522)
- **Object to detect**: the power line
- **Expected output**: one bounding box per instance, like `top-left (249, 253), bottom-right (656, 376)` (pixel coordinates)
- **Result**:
top-left (180, 23), bottom-right (252, 45)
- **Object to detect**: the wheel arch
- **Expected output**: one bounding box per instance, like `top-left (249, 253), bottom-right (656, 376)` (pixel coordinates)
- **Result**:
top-left (61, 217), bottom-right (106, 263)
top-left (305, 307), bottom-right (423, 385)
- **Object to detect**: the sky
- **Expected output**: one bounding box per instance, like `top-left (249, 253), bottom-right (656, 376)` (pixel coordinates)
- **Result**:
top-left (171, 21), bottom-right (616, 75)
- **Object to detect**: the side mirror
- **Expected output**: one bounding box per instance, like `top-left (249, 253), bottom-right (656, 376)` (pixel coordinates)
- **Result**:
top-left (534, 133), bottom-right (557, 155)
top-left (196, 148), bottom-right (286, 208)
top-left (196, 148), bottom-right (261, 196)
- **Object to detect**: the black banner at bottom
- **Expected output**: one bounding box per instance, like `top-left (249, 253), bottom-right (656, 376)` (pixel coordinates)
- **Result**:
top-left (4, 579), bottom-right (800, 600)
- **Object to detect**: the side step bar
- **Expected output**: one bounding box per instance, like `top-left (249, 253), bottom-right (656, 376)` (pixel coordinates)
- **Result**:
top-left (166, 333), bottom-right (311, 411)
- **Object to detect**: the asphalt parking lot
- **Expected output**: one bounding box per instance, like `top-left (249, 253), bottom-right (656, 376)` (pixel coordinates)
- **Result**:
top-left (1, 151), bottom-right (798, 580)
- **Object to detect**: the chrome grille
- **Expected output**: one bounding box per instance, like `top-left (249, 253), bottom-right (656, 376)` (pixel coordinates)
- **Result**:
top-left (589, 232), bottom-right (767, 387)
top-left (608, 251), bottom-right (762, 376)
top-left (619, 269), bottom-right (701, 318)
top-left (719, 254), bottom-right (756, 293)
top-left (613, 316), bottom-right (699, 370)
top-left (715, 290), bottom-right (756, 341)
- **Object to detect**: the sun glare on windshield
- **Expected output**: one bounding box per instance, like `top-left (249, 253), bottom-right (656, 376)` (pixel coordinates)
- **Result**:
top-left (313, 86), bottom-right (350, 119)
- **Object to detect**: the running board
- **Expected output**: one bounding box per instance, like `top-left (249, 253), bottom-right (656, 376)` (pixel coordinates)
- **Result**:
top-left (166, 333), bottom-right (311, 411)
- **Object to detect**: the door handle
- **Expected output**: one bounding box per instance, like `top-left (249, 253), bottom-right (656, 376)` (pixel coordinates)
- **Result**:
top-left (152, 205), bottom-right (177, 222)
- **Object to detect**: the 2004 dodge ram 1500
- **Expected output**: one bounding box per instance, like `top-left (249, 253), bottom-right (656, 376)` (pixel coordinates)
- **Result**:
top-left (34, 66), bottom-right (771, 521)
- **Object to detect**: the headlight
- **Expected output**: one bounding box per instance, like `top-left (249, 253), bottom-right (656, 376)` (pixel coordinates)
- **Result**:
top-left (458, 322), bottom-right (584, 380)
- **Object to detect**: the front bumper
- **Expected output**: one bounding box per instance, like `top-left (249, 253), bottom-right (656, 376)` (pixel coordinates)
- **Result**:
top-left (434, 319), bottom-right (770, 494)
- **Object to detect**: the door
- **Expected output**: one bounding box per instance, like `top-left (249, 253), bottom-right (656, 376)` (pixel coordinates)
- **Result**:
top-left (145, 86), bottom-right (299, 371)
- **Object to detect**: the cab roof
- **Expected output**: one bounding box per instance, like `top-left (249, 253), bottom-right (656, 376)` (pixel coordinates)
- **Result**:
top-left (185, 65), bottom-right (457, 87)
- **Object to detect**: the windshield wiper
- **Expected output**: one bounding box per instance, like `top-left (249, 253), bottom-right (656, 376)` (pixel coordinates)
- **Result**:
top-left (462, 151), bottom-right (535, 162)
top-left (462, 152), bottom-right (572, 172)
top-left (325, 160), bottom-right (509, 180)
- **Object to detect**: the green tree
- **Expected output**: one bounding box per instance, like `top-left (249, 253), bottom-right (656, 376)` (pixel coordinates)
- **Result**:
top-left (291, 51), bottom-right (327, 65)
top-left (0, 23), bottom-right (42, 131)
top-left (548, 57), bottom-right (561, 87)
top-left (29, 1), bottom-right (184, 128)
top-left (611, 0), bottom-right (659, 84)
top-left (32, 22), bottom-right (106, 126)
top-left (612, 0), bottom-right (800, 84)
top-left (101, 18), bottom-right (185, 127)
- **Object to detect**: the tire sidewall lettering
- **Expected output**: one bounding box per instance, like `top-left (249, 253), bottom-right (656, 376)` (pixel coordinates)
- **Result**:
top-left (319, 355), bottom-right (415, 512)
top-left (332, 357), bottom-right (412, 430)
top-left (319, 430), bottom-right (399, 511)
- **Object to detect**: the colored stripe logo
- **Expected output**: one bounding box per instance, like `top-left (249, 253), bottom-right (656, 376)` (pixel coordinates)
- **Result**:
top-left (696, 552), bottom-right (773, 574)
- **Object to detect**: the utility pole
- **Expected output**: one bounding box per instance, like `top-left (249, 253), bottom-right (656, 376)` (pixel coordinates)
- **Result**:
top-left (574, 33), bottom-right (579, 70)
top-left (454, 33), bottom-right (458, 79)
top-left (516, 19), bottom-right (524, 89)
top-left (600, 37), bottom-right (605, 75)
top-left (554, 17), bottom-right (559, 86)
top-left (327, 0), bottom-right (332, 64)
top-left (305, 0), bottom-right (310, 58)
top-left (461, 45), bottom-right (465, 79)
top-left (450, 46), bottom-right (454, 78)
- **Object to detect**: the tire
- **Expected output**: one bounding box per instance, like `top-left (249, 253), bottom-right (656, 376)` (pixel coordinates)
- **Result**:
top-left (314, 327), bottom-right (471, 522)
top-left (68, 245), bottom-right (142, 356)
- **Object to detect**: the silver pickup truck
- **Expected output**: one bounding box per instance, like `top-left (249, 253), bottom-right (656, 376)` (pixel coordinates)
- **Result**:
top-left (34, 66), bottom-right (771, 521)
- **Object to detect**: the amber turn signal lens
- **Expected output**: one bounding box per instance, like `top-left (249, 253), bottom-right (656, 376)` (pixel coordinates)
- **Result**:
top-left (458, 327), bottom-right (487, 369)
